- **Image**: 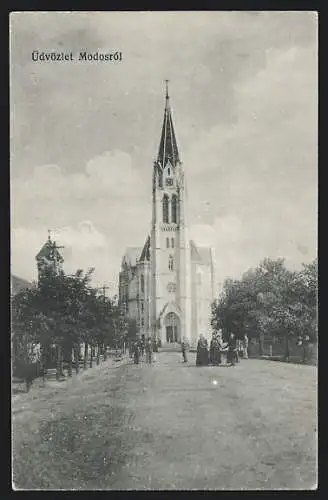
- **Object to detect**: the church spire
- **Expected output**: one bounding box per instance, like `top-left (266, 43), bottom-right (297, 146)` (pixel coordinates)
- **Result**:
top-left (157, 80), bottom-right (180, 167)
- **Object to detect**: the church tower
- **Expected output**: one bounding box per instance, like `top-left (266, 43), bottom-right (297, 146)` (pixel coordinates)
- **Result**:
top-left (150, 82), bottom-right (192, 344)
top-left (35, 231), bottom-right (64, 282)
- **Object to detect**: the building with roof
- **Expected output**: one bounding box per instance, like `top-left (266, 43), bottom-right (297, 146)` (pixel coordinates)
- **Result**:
top-left (35, 231), bottom-right (64, 280)
top-left (119, 84), bottom-right (215, 346)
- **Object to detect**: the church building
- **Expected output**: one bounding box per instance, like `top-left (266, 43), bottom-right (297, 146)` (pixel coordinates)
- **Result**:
top-left (119, 85), bottom-right (215, 347)
top-left (35, 231), bottom-right (64, 279)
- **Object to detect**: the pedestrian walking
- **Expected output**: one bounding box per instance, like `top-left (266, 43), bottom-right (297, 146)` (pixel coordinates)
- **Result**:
top-left (196, 334), bottom-right (209, 366)
top-left (181, 337), bottom-right (189, 363)
top-left (145, 338), bottom-right (153, 364)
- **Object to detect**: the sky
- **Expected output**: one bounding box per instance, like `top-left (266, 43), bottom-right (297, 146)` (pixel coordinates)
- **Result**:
top-left (10, 11), bottom-right (318, 294)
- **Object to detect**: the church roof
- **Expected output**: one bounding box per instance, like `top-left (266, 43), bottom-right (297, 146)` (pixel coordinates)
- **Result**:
top-left (139, 236), bottom-right (150, 262)
top-left (157, 82), bottom-right (180, 167)
top-left (122, 247), bottom-right (142, 268)
top-left (35, 235), bottom-right (64, 263)
top-left (190, 240), bottom-right (213, 267)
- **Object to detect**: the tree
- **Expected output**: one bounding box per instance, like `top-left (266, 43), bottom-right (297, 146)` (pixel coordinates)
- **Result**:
top-left (12, 267), bottom-right (100, 381)
top-left (211, 257), bottom-right (318, 361)
top-left (12, 287), bottom-right (46, 390)
top-left (36, 268), bottom-right (97, 377)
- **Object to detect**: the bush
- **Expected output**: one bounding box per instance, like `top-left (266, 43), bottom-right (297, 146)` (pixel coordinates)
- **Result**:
top-left (13, 359), bottom-right (43, 390)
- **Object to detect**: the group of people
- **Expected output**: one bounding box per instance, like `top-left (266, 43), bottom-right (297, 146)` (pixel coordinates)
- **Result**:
top-left (130, 335), bottom-right (159, 365)
top-left (129, 331), bottom-right (250, 367)
top-left (196, 331), bottom-right (249, 367)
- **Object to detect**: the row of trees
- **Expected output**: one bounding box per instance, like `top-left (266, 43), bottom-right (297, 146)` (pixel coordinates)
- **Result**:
top-left (12, 267), bottom-right (137, 387)
top-left (211, 257), bottom-right (317, 358)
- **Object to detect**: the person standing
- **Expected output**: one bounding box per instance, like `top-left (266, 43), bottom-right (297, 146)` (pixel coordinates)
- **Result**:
top-left (300, 335), bottom-right (310, 363)
top-left (181, 337), bottom-right (189, 363)
top-left (129, 340), bottom-right (134, 359)
top-left (152, 337), bottom-right (158, 353)
top-left (196, 335), bottom-right (209, 366)
top-left (152, 338), bottom-right (157, 362)
top-left (243, 334), bottom-right (249, 359)
top-left (140, 335), bottom-right (145, 357)
top-left (145, 338), bottom-right (153, 364)
top-left (210, 333), bottom-right (222, 365)
top-left (227, 333), bottom-right (237, 366)
top-left (133, 341), bottom-right (140, 364)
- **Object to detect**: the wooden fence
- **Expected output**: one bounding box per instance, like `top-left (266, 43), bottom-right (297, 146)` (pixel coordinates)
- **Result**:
top-left (247, 337), bottom-right (317, 365)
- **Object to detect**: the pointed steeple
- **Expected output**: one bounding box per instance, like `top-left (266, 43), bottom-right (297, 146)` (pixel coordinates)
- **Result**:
top-left (157, 80), bottom-right (180, 167)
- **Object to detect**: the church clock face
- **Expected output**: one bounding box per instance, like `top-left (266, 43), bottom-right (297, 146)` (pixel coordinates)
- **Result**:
top-left (166, 178), bottom-right (173, 186)
top-left (167, 282), bottom-right (176, 293)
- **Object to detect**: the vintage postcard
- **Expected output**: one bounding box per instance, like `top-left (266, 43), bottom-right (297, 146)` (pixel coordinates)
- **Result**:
top-left (10, 11), bottom-right (318, 490)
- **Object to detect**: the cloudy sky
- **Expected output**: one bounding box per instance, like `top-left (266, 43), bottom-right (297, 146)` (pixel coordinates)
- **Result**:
top-left (10, 11), bottom-right (318, 293)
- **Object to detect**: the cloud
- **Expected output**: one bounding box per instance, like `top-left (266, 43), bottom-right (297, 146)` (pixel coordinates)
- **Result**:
top-left (11, 149), bottom-right (150, 286)
top-left (10, 13), bottom-right (317, 291)
top-left (185, 44), bottom-right (317, 283)
top-left (11, 223), bottom-right (120, 290)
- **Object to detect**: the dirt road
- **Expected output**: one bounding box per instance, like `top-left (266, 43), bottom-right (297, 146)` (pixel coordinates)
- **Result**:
top-left (12, 351), bottom-right (317, 490)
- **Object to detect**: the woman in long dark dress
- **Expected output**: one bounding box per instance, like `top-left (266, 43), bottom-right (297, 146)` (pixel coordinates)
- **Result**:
top-left (196, 335), bottom-right (209, 366)
top-left (210, 333), bottom-right (222, 365)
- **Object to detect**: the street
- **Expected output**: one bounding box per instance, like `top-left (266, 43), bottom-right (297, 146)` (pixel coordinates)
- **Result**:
top-left (12, 351), bottom-right (317, 490)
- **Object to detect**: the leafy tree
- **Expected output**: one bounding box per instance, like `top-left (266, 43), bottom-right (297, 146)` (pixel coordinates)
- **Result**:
top-left (12, 287), bottom-right (46, 390)
top-left (36, 268), bottom-right (96, 377)
top-left (212, 257), bottom-right (318, 361)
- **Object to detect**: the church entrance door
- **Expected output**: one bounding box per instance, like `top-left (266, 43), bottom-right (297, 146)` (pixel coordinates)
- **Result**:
top-left (164, 312), bottom-right (180, 343)
top-left (166, 326), bottom-right (173, 343)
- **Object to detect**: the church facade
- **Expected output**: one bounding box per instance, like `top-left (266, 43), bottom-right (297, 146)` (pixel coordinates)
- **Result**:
top-left (119, 86), bottom-right (215, 347)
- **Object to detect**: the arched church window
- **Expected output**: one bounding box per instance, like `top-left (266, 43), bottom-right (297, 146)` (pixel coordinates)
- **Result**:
top-left (166, 237), bottom-right (170, 248)
top-left (168, 168), bottom-right (171, 176)
top-left (171, 194), bottom-right (178, 223)
top-left (168, 254), bottom-right (174, 271)
top-left (141, 274), bottom-right (144, 293)
top-left (163, 194), bottom-right (169, 223)
top-left (171, 238), bottom-right (174, 248)
top-left (158, 170), bottom-right (163, 188)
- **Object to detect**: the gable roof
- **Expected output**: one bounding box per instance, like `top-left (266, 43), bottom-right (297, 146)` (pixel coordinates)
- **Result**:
top-left (35, 238), bottom-right (64, 263)
top-left (122, 247), bottom-right (142, 268)
top-left (139, 236), bottom-right (151, 262)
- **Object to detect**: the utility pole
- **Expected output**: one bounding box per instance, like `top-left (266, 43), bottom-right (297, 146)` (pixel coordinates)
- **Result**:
top-left (97, 284), bottom-right (110, 299)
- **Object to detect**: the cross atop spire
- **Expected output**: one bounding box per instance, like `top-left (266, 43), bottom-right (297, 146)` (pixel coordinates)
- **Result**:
top-left (165, 79), bottom-right (169, 101)
top-left (157, 80), bottom-right (180, 167)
